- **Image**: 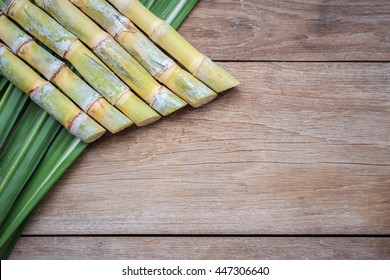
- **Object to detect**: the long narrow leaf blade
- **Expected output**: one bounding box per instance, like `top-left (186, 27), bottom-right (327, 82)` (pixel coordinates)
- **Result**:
top-left (0, 102), bottom-right (60, 225)
top-left (149, 0), bottom-right (199, 29)
top-left (171, 1), bottom-right (198, 29)
top-left (0, 0), bottom-right (198, 256)
top-left (0, 78), bottom-right (29, 149)
top-left (0, 218), bottom-right (28, 259)
top-left (0, 129), bottom-right (87, 248)
top-left (140, 0), bottom-right (158, 9)
top-left (0, 76), bottom-right (8, 92)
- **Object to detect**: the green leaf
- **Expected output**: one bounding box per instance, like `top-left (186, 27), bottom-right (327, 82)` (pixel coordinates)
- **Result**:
top-left (0, 76), bottom-right (8, 92)
top-left (0, 102), bottom-right (60, 225)
top-left (0, 218), bottom-right (28, 260)
top-left (0, 129), bottom-right (87, 248)
top-left (0, 0), bottom-right (198, 257)
top-left (140, 0), bottom-right (158, 9)
top-left (0, 77), bottom-right (29, 149)
top-left (171, 0), bottom-right (198, 29)
top-left (149, 0), bottom-right (199, 29)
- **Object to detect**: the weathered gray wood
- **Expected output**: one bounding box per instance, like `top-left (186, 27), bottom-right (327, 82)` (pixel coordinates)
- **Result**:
top-left (21, 62), bottom-right (390, 235)
top-left (180, 0), bottom-right (390, 61)
top-left (10, 237), bottom-right (390, 259)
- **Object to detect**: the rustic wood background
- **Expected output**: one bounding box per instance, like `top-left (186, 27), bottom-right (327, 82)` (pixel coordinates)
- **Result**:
top-left (10, 0), bottom-right (390, 259)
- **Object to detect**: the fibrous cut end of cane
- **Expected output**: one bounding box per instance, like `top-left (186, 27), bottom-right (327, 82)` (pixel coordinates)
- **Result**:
top-left (35, 0), bottom-right (189, 117)
top-left (69, 112), bottom-right (106, 143)
top-left (108, 0), bottom-right (239, 93)
top-left (151, 86), bottom-right (187, 116)
top-left (0, 13), bottom-right (133, 134)
top-left (71, 0), bottom-right (218, 107)
top-left (0, 0), bottom-right (240, 143)
top-left (193, 57), bottom-right (240, 93)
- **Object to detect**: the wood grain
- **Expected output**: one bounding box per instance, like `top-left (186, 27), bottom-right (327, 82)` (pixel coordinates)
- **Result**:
top-left (179, 0), bottom-right (390, 61)
top-left (10, 237), bottom-right (390, 259)
top-left (22, 62), bottom-right (390, 235)
top-left (9, 1), bottom-right (390, 259)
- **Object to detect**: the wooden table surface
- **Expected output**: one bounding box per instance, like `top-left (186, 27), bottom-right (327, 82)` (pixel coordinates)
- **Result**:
top-left (10, 0), bottom-right (390, 259)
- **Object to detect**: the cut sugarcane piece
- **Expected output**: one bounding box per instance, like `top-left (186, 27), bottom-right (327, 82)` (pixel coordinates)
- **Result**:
top-left (0, 44), bottom-right (105, 143)
top-left (108, 0), bottom-right (239, 93)
top-left (35, 0), bottom-right (187, 116)
top-left (0, 0), bottom-right (160, 126)
top-left (0, 13), bottom-right (132, 133)
top-left (70, 0), bottom-right (217, 108)
top-left (66, 41), bottom-right (161, 124)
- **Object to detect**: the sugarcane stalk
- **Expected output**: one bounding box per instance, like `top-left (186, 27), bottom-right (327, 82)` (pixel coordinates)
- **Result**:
top-left (71, 0), bottom-right (217, 108)
top-left (0, 44), bottom-right (106, 143)
top-left (0, 0), bottom-right (200, 258)
top-left (0, 0), bottom-right (160, 126)
top-left (108, 0), bottom-right (239, 93)
top-left (34, 0), bottom-right (187, 116)
top-left (0, 13), bottom-right (132, 134)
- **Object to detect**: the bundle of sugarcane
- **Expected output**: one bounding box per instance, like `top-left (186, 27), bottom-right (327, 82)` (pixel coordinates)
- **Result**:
top-left (70, 0), bottom-right (218, 108)
top-left (0, 43), bottom-right (106, 235)
top-left (0, 13), bottom-right (133, 133)
top-left (108, 0), bottom-right (240, 92)
top-left (0, 44), bottom-right (106, 143)
top-left (35, 0), bottom-right (188, 116)
top-left (0, 0), bottom-right (238, 138)
top-left (0, 0), bottom-right (161, 126)
top-left (0, 0), bottom-right (238, 258)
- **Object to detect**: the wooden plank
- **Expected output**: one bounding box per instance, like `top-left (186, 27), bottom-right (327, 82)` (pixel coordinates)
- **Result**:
top-left (180, 0), bottom-right (390, 61)
top-left (22, 62), bottom-right (390, 235)
top-left (10, 237), bottom-right (390, 259)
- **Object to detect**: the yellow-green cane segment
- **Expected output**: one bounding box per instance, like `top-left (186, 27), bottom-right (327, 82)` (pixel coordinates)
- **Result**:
top-left (70, 0), bottom-right (217, 108)
top-left (0, 13), bottom-right (132, 133)
top-left (108, 0), bottom-right (239, 93)
top-left (64, 40), bottom-right (161, 124)
top-left (0, 44), bottom-right (105, 143)
top-left (0, 0), bottom-right (160, 126)
top-left (35, 0), bottom-right (187, 116)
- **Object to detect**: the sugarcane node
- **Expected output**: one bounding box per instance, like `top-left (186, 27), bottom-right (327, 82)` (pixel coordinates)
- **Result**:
top-left (122, 21), bottom-right (137, 34)
top-left (28, 81), bottom-right (47, 97)
top-left (113, 89), bottom-right (130, 106)
top-left (62, 37), bottom-right (79, 59)
top-left (149, 20), bottom-right (168, 41)
top-left (92, 33), bottom-right (111, 50)
top-left (114, 25), bottom-right (136, 42)
top-left (5, 1), bottom-right (15, 16)
top-left (15, 38), bottom-right (34, 55)
top-left (154, 63), bottom-right (177, 80)
top-left (0, 43), bottom-right (7, 53)
top-left (85, 96), bottom-right (105, 113)
top-left (193, 55), bottom-right (208, 77)
top-left (0, 42), bottom-right (10, 52)
top-left (92, 35), bottom-right (111, 51)
top-left (150, 85), bottom-right (165, 106)
top-left (48, 63), bottom-right (67, 82)
top-left (67, 111), bottom-right (83, 131)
